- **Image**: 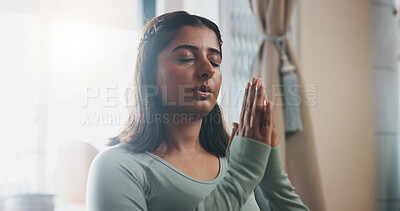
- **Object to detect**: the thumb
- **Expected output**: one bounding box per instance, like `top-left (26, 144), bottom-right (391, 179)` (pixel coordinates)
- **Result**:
top-left (232, 122), bottom-right (239, 135)
top-left (226, 122), bottom-right (239, 157)
top-left (235, 124), bottom-right (239, 135)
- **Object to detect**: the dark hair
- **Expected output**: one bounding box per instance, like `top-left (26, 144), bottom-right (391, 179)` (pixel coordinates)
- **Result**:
top-left (108, 11), bottom-right (229, 157)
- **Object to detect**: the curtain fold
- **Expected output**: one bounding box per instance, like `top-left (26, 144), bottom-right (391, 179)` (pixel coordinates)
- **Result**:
top-left (249, 0), bottom-right (326, 210)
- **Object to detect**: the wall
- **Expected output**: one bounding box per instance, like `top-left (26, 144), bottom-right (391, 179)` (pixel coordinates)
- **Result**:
top-left (156, 0), bottom-right (219, 24)
top-left (370, 0), bottom-right (400, 210)
top-left (298, 0), bottom-right (376, 210)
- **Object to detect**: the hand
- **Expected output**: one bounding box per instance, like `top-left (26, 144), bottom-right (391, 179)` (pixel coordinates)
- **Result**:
top-left (238, 77), bottom-right (273, 145)
top-left (268, 96), bottom-right (279, 147)
top-left (257, 78), bottom-right (280, 147)
top-left (225, 77), bottom-right (279, 156)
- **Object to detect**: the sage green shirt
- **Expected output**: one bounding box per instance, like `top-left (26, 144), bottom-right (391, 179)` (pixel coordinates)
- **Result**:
top-left (87, 136), bottom-right (309, 211)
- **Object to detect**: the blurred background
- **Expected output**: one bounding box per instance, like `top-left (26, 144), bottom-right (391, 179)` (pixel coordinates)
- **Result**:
top-left (0, 0), bottom-right (399, 210)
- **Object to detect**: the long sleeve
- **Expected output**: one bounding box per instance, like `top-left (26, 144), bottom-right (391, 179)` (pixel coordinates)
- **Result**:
top-left (86, 136), bottom-right (272, 211)
top-left (256, 145), bottom-right (310, 211)
top-left (86, 150), bottom-right (149, 211)
top-left (194, 135), bottom-right (271, 210)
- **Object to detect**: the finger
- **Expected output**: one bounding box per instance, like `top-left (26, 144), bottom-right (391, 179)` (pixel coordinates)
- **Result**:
top-left (255, 79), bottom-right (265, 131)
top-left (239, 82), bottom-right (250, 132)
top-left (260, 80), bottom-right (267, 122)
top-left (266, 101), bottom-right (273, 146)
top-left (262, 98), bottom-right (267, 128)
top-left (271, 102), bottom-right (276, 128)
top-left (251, 79), bottom-right (262, 129)
top-left (245, 77), bottom-right (257, 130)
top-left (259, 82), bottom-right (267, 108)
top-left (249, 78), bottom-right (259, 128)
top-left (270, 103), bottom-right (279, 147)
top-left (261, 99), bottom-right (269, 141)
top-left (271, 128), bottom-right (278, 147)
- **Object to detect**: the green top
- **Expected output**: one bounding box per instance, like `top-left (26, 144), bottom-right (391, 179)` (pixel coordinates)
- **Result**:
top-left (87, 136), bottom-right (309, 211)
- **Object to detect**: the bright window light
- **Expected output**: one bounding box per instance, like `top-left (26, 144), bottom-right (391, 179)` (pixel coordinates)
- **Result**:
top-left (0, 3), bottom-right (140, 197)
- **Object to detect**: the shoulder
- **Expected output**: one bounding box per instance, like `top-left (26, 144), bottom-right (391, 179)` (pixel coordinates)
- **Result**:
top-left (87, 144), bottom-right (153, 210)
top-left (91, 143), bottom-right (146, 167)
top-left (89, 143), bottom-right (154, 186)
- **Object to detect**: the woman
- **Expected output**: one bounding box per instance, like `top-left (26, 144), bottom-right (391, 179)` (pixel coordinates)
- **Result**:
top-left (86, 11), bottom-right (309, 211)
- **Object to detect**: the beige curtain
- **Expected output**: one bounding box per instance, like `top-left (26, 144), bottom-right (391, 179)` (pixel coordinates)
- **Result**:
top-left (249, 0), bottom-right (326, 210)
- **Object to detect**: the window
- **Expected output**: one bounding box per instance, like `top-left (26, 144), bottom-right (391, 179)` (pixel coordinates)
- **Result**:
top-left (0, 0), bottom-right (141, 197)
top-left (218, 0), bottom-right (299, 124)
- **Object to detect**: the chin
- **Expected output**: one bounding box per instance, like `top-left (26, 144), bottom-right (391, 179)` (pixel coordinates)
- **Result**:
top-left (178, 101), bottom-right (215, 116)
top-left (194, 99), bottom-right (216, 112)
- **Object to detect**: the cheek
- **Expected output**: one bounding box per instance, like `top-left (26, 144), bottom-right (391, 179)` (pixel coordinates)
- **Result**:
top-left (157, 67), bottom-right (188, 90)
top-left (156, 64), bottom-right (191, 103)
top-left (156, 68), bottom-right (174, 100)
top-left (156, 59), bottom-right (174, 86)
top-left (156, 55), bottom-right (185, 103)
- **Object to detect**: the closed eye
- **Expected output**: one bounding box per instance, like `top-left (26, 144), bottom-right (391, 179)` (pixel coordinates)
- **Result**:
top-left (178, 58), bottom-right (194, 63)
top-left (178, 58), bottom-right (220, 67)
top-left (210, 61), bottom-right (220, 67)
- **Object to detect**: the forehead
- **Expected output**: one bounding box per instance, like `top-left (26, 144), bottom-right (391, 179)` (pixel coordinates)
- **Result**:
top-left (166, 26), bottom-right (220, 52)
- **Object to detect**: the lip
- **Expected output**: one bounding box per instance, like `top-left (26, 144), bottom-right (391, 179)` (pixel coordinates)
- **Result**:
top-left (193, 90), bottom-right (212, 98)
top-left (192, 84), bottom-right (213, 93)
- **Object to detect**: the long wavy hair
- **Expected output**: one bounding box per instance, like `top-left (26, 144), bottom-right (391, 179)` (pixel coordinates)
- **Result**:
top-left (108, 11), bottom-right (230, 157)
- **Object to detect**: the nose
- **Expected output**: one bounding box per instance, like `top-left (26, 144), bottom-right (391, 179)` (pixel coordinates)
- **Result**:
top-left (197, 57), bottom-right (216, 80)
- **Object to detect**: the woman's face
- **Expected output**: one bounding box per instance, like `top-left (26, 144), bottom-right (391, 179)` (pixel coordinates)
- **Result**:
top-left (156, 26), bottom-right (222, 117)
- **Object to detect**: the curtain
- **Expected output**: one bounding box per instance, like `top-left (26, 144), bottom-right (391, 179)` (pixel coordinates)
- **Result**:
top-left (248, 0), bottom-right (326, 210)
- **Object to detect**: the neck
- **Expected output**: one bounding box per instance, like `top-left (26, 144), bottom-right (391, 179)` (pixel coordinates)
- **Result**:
top-left (155, 112), bottom-right (206, 156)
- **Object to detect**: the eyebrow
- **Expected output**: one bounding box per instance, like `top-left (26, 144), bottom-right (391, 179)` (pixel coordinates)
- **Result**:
top-left (171, 44), bottom-right (222, 58)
